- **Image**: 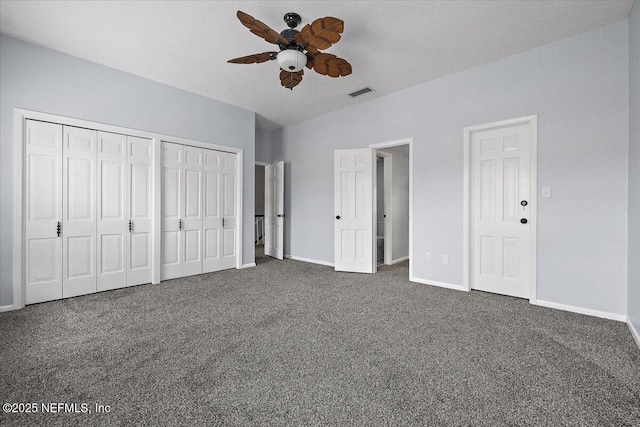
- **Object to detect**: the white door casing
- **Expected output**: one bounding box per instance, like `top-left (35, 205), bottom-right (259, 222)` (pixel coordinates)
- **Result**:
top-left (127, 136), bottom-right (153, 285)
top-left (470, 122), bottom-right (532, 299)
top-left (25, 120), bottom-right (63, 304)
top-left (97, 131), bottom-right (128, 292)
top-left (264, 161), bottom-right (284, 260)
top-left (161, 142), bottom-right (183, 280)
top-left (62, 126), bottom-right (97, 298)
top-left (334, 148), bottom-right (374, 273)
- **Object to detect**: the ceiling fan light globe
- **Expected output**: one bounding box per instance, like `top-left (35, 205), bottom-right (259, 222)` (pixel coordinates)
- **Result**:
top-left (277, 50), bottom-right (307, 73)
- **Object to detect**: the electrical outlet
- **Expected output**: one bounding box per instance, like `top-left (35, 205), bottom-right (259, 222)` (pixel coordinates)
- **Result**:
top-left (442, 254), bottom-right (449, 264)
top-left (426, 252), bottom-right (432, 262)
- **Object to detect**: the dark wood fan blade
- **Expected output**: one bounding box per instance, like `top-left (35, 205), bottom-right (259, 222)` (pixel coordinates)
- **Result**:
top-left (309, 53), bottom-right (352, 78)
top-left (295, 17), bottom-right (344, 51)
top-left (228, 52), bottom-right (277, 64)
top-left (279, 69), bottom-right (304, 90)
top-left (236, 10), bottom-right (289, 45)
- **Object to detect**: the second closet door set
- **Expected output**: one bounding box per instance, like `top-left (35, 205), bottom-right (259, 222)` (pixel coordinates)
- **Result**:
top-left (161, 142), bottom-right (237, 280)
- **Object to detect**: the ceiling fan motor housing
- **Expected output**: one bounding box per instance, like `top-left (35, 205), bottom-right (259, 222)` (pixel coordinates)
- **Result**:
top-left (277, 49), bottom-right (307, 72)
top-left (283, 12), bottom-right (302, 28)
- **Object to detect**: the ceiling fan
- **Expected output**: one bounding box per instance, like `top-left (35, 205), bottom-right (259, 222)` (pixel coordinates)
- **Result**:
top-left (228, 11), bottom-right (352, 90)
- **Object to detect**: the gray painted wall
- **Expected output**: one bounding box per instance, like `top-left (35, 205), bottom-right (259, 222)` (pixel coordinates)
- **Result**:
top-left (255, 128), bottom-right (274, 164)
top-left (0, 35), bottom-right (256, 308)
top-left (629, 1), bottom-right (640, 334)
top-left (272, 22), bottom-right (629, 317)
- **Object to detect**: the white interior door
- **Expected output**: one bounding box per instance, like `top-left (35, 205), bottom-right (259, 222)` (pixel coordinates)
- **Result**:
top-left (25, 120), bottom-right (63, 304)
top-left (220, 152), bottom-right (238, 269)
top-left (127, 136), bottom-right (153, 285)
top-left (182, 146), bottom-right (203, 277)
top-left (264, 161), bottom-right (284, 260)
top-left (472, 124), bottom-right (531, 298)
top-left (202, 149), bottom-right (223, 273)
top-left (334, 149), bottom-right (374, 273)
top-left (161, 142), bottom-right (183, 280)
top-left (62, 126), bottom-right (97, 298)
top-left (97, 131), bottom-right (127, 292)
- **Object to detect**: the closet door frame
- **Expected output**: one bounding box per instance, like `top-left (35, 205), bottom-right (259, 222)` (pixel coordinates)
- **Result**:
top-left (12, 109), bottom-right (243, 310)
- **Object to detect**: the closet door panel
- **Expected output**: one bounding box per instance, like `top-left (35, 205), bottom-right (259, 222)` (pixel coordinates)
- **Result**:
top-left (182, 146), bottom-right (203, 276)
top-left (220, 153), bottom-right (237, 270)
top-left (202, 149), bottom-right (222, 273)
top-left (63, 126), bottom-right (97, 298)
top-left (161, 142), bottom-right (183, 280)
top-left (127, 136), bottom-right (152, 285)
top-left (25, 120), bottom-right (63, 304)
top-left (97, 131), bottom-right (127, 292)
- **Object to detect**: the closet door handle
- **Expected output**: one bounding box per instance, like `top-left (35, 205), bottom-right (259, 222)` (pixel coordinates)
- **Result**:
top-left (56, 221), bottom-right (61, 237)
top-left (179, 219), bottom-right (183, 230)
top-left (129, 220), bottom-right (133, 233)
top-left (222, 218), bottom-right (225, 227)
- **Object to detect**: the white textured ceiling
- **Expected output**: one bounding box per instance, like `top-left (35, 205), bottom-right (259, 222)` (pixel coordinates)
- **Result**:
top-left (0, 1), bottom-right (633, 131)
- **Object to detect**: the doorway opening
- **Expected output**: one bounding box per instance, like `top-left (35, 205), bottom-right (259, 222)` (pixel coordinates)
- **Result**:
top-left (333, 138), bottom-right (412, 276)
top-left (374, 144), bottom-right (410, 271)
top-left (255, 163), bottom-right (266, 259)
top-left (256, 161), bottom-right (284, 263)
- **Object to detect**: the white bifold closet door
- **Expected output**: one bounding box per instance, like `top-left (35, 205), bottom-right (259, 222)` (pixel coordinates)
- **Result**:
top-left (97, 132), bottom-right (152, 292)
top-left (25, 120), bottom-right (152, 304)
top-left (203, 149), bottom-right (237, 272)
top-left (161, 142), bottom-right (236, 280)
top-left (25, 121), bottom-right (64, 304)
top-left (62, 127), bottom-right (98, 298)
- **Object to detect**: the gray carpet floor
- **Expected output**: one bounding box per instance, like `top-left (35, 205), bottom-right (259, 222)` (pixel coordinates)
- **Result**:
top-left (1, 247), bottom-right (639, 426)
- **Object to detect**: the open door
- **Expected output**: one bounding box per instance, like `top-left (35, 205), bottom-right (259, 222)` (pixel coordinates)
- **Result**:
top-left (334, 148), bottom-right (375, 273)
top-left (265, 161), bottom-right (284, 259)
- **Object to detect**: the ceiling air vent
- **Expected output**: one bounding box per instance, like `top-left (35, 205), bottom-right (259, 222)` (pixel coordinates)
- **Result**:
top-left (348, 87), bottom-right (374, 98)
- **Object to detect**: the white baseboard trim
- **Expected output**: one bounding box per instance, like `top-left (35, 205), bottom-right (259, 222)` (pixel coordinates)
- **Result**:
top-left (390, 256), bottom-right (409, 265)
top-left (1, 304), bottom-right (16, 312)
top-left (240, 263), bottom-right (256, 269)
top-left (284, 255), bottom-right (335, 267)
top-left (533, 299), bottom-right (626, 322)
top-left (410, 276), bottom-right (466, 292)
top-left (628, 320), bottom-right (640, 350)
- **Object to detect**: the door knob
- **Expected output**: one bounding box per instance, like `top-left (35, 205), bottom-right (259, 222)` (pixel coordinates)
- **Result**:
top-left (336, 215), bottom-right (341, 220)
top-left (277, 214), bottom-right (284, 217)
top-left (520, 218), bottom-right (528, 224)
top-left (520, 200), bottom-right (528, 207)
